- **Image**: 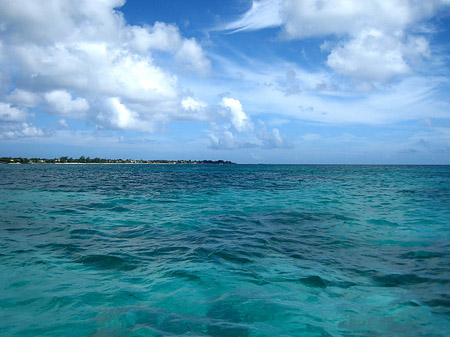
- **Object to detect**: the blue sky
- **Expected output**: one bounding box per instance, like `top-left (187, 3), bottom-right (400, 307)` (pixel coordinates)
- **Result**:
top-left (0, 0), bottom-right (449, 163)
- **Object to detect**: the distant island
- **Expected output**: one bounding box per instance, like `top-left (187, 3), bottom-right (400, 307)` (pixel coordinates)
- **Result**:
top-left (0, 156), bottom-right (235, 165)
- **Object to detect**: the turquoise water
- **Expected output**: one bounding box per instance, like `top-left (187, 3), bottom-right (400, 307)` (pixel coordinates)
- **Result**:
top-left (0, 164), bottom-right (449, 336)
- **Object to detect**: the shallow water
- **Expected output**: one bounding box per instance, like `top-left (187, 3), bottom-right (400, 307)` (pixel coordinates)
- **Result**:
top-left (0, 164), bottom-right (449, 336)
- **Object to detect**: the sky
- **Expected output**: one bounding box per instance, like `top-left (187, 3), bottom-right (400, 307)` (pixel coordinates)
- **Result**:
top-left (0, 0), bottom-right (450, 164)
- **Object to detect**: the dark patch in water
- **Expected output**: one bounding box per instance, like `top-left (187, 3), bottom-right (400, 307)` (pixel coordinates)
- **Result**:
top-left (404, 301), bottom-right (421, 307)
top-left (70, 228), bottom-right (103, 236)
top-left (303, 323), bottom-right (333, 337)
top-left (330, 280), bottom-right (357, 289)
top-left (299, 275), bottom-right (328, 288)
top-left (368, 218), bottom-right (400, 227)
top-left (12, 249), bottom-right (34, 254)
top-left (141, 246), bottom-right (190, 259)
top-left (206, 323), bottom-right (250, 337)
top-left (82, 202), bottom-right (129, 212)
top-left (5, 228), bottom-right (25, 232)
top-left (51, 208), bottom-right (83, 215)
top-left (400, 250), bottom-right (445, 260)
top-left (207, 300), bottom-right (250, 337)
top-left (397, 189), bottom-right (416, 194)
top-left (213, 250), bottom-right (253, 265)
top-left (77, 254), bottom-right (136, 271)
top-left (110, 206), bottom-right (129, 213)
top-left (425, 298), bottom-right (450, 308)
top-left (166, 270), bottom-right (203, 283)
top-left (373, 274), bottom-right (430, 287)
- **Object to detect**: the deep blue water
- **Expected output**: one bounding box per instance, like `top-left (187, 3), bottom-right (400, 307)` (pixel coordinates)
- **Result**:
top-left (0, 164), bottom-right (449, 336)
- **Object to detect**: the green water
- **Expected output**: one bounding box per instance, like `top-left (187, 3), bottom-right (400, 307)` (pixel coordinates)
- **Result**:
top-left (0, 164), bottom-right (449, 336)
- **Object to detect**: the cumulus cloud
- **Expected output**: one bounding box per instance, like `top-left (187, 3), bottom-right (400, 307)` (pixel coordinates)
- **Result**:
top-left (177, 97), bottom-right (213, 121)
top-left (326, 29), bottom-right (429, 82)
top-left (128, 22), bottom-right (211, 73)
top-left (209, 97), bottom-right (291, 149)
top-left (181, 97), bottom-right (207, 111)
top-left (220, 97), bottom-right (253, 132)
top-left (208, 128), bottom-right (257, 150)
top-left (256, 120), bottom-right (292, 148)
top-left (280, 0), bottom-right (439, 38)
top-left (0, 0), bottom-right (211, 138)
top-left (0, 102), bottom-right (29, 122)
top-left (222, 0), bottom-right (446, 82)
top-left (0, 122), bottom-right (44, 139)
top-left (44, 90), bottom-right (89, 118)
top-left (127, 22), bottom-right (182, 54)
top-left (6, 89), bottom-right (41, 107)
top-left (175, 39), bottom-right (211, 74)
top-left (99, 97), bottom-right (155, 132)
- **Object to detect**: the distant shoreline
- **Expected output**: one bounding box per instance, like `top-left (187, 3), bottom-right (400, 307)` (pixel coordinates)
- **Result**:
top-left (0, 157), bottom-right (235, 165)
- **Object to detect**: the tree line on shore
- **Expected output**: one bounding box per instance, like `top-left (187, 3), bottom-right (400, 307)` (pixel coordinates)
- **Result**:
top-left (0, 156), bottom-right (235, 165)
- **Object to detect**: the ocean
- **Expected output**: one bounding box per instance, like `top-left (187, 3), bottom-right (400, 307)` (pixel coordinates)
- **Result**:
top-left (0, 164), bottom-right (449, 336)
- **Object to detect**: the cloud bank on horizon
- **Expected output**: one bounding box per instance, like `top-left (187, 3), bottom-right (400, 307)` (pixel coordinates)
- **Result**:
top-left (0, 0), bottom-right (449, 163)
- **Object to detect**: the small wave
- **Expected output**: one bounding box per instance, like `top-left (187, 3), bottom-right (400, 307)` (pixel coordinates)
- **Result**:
top-left (373, 274), bottom-right (432, 287)
top-left (299, 275), bottom-right (328, 288)
top-left (425, 298), bottom-right (450, 308)
top-left (211, 250), bottom-right (253, 265)
top-left (165, 269), bottom-right (203, 283)
top-left (82, 202), bottom-right (129, 212)
top-left (50, 208), bottom-right (83, 215)
top-left (368, 219), bottom-right (400, 227)
top-left (397, 189), bottom-right (416, 194)
top-left (70, 228), bottom-right (103, 236)
top-left (110, 206), bottom-right (129, 212)
top-left (76, 254), bottom-right (136, 271)
top-left (400, 250), bottom-right (446, 260)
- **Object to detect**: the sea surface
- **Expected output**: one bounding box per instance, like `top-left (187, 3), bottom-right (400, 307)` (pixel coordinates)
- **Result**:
top-left (0, 164), bottom-right (449, 337)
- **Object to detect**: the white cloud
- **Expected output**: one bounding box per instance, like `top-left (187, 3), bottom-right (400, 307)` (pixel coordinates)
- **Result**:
top-left (209, 97), bottom-right (291, 149)
top-left (181, 97), bottom-right (207, 111)
top-left (280, 0), bottom-right (439, 38)
top-left (222, 0), bottom-right (446, 82)
top-left (127, 22), bottom-right (182, 54)
top-left (6, 89), bottom-right (41, 107)
top-left (225, 0), bottom-right (442, 37)
top-left (100, 97), bottom-right (155, 132)
top-left (224, 0), bottom-right (283, 32)
top-left (220, 97), bottom-right (253, 132)
top-left (208, 128), bottom-right (251, 150)
top-left (128, 22), bottom-right (210, 73)
top-left (176, 39), bottom-right (211, 74)
top-left (326, 29), bottom-right (429, 82)
top-left (0, 0), bottom-right (211, 137)
top-left (59, 119), bottom-right (69, 128)
top-left (0, 102), bottom-right (29, 122)
top-left (0, 0), bottom-right (127, 43)
top-left (44, 90), bottom-right (89, 118)
top-left (0, 122), bottom-right (44, 139)
top-left (256, 120), bottom-right (292, 148)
